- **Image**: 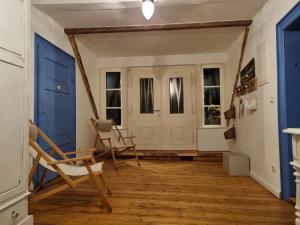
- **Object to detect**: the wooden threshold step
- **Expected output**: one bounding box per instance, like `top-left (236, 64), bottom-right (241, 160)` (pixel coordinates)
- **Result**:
top-left (117, 150), bottom-right (225, 162)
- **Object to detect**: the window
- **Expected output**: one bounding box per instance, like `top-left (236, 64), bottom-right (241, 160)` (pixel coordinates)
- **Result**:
top-left (140, 78), bottom-right (154, 114)
top-left (105, 72), bottom-right (121, 125)
top-left (202, 67), bottom-right (222, 126)
top-left (169, 77), bottom-right (184, 114)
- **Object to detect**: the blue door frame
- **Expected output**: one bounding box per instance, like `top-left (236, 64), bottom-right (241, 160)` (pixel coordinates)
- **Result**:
top-left (34, 33), bottom-right (76, 184)
top-left (277, 2), bottom-right (300, 200)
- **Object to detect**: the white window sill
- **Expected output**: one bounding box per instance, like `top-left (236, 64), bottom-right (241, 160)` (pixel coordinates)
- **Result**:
top-left (198, 126), bottom-right (226, 129)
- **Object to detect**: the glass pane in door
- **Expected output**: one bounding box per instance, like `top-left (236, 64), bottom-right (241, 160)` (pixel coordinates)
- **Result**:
top-left (140, 78), bottom-right (154, 114)
top-left (106, 90), bottom-right (121, 107)
top-left (169, 77), bottom-right (184, 114)
top-left (106, 72), bottom-right (121, 89)
top-left (204, 88), bottom-right (220, 105)
top-left (203, 68), bottom-right (220, 86)
top-left (106, 109), bottom-right (121, 126)
top-left (204, 106), bottom-right (221, 125)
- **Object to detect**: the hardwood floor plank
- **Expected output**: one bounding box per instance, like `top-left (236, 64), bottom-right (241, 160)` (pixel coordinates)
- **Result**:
top-left (29, 160), bottom-right (295, 225)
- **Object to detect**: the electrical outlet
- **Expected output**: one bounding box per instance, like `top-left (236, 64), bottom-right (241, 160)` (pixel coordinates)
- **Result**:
top-left (272, 166), bottom-right (276, 173)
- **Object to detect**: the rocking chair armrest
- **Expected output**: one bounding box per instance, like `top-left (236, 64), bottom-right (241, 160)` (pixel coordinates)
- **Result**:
top-left (64, 148), bottom-right (96, 156)
top-left (99, 138), bottom-right (111, 141)
top-left (123, 136), bottom-right (136, 139)
top-left (48, 156), bottom-right (93, 165)
top-left (122, 136), bottom-right (136, 145)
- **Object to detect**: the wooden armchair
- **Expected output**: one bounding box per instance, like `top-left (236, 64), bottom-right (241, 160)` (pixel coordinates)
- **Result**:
top-left (91, 118), bottom-right (141, 170)
top-left (28, 121), bottom-right (112, 212)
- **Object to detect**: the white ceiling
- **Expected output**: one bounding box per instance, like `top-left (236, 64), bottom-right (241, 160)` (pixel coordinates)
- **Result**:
top-left (32, 0), bottom-right (267, 57)
top-left (76, 27), bottom-right (244, 57)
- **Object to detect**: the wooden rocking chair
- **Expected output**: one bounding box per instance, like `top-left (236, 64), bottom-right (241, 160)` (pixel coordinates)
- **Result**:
top-left (91, 118), bottom-right (141, 170)
top-left (28, 121), bottom-right (112, 212)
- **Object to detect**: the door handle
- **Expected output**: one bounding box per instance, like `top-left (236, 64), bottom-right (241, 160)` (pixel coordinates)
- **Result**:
top-left (154, 109), bottom-right (160, 112)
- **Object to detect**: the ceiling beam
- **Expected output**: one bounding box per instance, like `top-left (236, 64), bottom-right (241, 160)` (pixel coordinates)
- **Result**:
top-left (64, 20), bottom-right (252, 35)
top-left (33, 0), bottom-right (142, 4)
top-left (32, 0), bottom-right (232, 8)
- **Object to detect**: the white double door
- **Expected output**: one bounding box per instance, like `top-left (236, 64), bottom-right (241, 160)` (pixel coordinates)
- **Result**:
top-left (128, 66), bottom-right (195, 150)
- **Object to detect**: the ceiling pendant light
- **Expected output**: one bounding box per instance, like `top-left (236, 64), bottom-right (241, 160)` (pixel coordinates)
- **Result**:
top-left (142, 0), bottom-right (155, 20)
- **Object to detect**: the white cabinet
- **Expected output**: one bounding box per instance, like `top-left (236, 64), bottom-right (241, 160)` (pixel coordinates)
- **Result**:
top-left (0, 0), bottom-right (25, 58)
top-left (0, 63), bottom-right (25, 202)
top-left (0, 0), bottom-right (32, 224)
top-left (0, 195), bottom-right (28, 225)
top-left (283, 129), bottom-right (300, 225)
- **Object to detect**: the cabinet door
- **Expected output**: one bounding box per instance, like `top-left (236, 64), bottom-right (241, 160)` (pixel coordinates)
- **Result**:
top-left (0, 62), bottom-right (25, 202)
top-left (0, 0), bottom-right (24, 58)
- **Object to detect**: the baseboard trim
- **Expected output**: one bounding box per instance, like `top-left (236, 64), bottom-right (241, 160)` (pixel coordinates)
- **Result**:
top-left (250, 171), bottom-right (281, 198)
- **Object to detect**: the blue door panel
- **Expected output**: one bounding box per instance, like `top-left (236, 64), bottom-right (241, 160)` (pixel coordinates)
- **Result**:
top-left (45, 58), bottom-right (70, 93)
top-left (282, 31), bottom-right (300, 197)
top-left (45, 58), bottom-right (70, 82)
top-left (277, 2), bottom-right (300, 200)
top-left (45, 92), bottom-right (71, 144)
top-left (284, 32), bottom-right (300, 127)
top-left (34, 34), bottom-right (76, 185)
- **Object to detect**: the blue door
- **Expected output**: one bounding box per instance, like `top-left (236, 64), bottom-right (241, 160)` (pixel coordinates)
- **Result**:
top-left (34, 34), bottom-right (76, 184)
top-left (282, 31), bottom-right (300, 198)
top-left (277, 2), bottom-right (300, 200)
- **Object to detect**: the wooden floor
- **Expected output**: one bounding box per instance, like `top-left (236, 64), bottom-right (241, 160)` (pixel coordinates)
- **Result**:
top-left (29, 160), bottom-right (295, 225)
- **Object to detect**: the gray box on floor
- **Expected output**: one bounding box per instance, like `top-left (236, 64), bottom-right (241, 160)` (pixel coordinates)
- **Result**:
top-left (223, 152), bottom-right (250, 176)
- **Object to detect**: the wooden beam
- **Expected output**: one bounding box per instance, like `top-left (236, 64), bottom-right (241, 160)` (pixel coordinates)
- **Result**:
top-left (230, 26), bottom-right (250, 107)
top-left (67, 34), bottom-right (99, 119)
top-left (64, 20), bottom-right (252, 35)
top-left (227, 26), bottom-right (250, 126)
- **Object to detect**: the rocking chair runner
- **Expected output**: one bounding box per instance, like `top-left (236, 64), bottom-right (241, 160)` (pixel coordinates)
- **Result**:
top-left (28, 121), bottom-right (112, 212)
top-left (91, 118), bottom-right (141, 170)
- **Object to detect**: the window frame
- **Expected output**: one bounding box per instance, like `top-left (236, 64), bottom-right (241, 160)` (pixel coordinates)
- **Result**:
top-left (100, 68), bottom-right (123, 128)
top-left (201, 64), bottom-right (225, 128)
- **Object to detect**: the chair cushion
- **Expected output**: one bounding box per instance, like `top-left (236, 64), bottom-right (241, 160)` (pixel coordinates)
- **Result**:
top-left (29, 124), bottom-right (38, 141)
top-left (95, 119), bottom-right (113, 132)
top-left (29, 147), bottom-right (103, 176)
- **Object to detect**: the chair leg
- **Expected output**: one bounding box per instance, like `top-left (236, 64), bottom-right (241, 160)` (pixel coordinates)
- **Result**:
top-left (28, 153), bottom-right (42, 188)
top-left (133, 147), bottom-right (141, 167)
top-left (99, 174), bottom-right (112, 196)
top-left (94, 176), bottom-right (112, 212)
top-left (86, 165), bottom-right (112, 212)
top-left (39, 168), bottom-right (49, 187)
top-left (111, 148), bottom-right (118, 170)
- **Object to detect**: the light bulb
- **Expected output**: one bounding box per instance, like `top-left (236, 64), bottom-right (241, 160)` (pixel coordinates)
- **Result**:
top-left (142, 0), bottom-right (154, 20)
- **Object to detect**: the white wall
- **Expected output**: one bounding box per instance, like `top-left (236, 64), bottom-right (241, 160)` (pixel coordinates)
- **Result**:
top-left (30, 5), bottom-right (99, 149)
top-left (226, 0), bottom-right (300, 197)
top-left (97, 53), bottom-right (232, 151)
top-left (98, 53), bottom-right (226, 68)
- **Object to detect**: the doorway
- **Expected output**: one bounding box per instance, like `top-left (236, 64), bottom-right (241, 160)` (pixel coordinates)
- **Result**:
top-left (34, 34), bottom-right (76, 184)
top-left (128, 66), bottom-right (195, 150)
top-left (277, 2), bottom-right (300, 200)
